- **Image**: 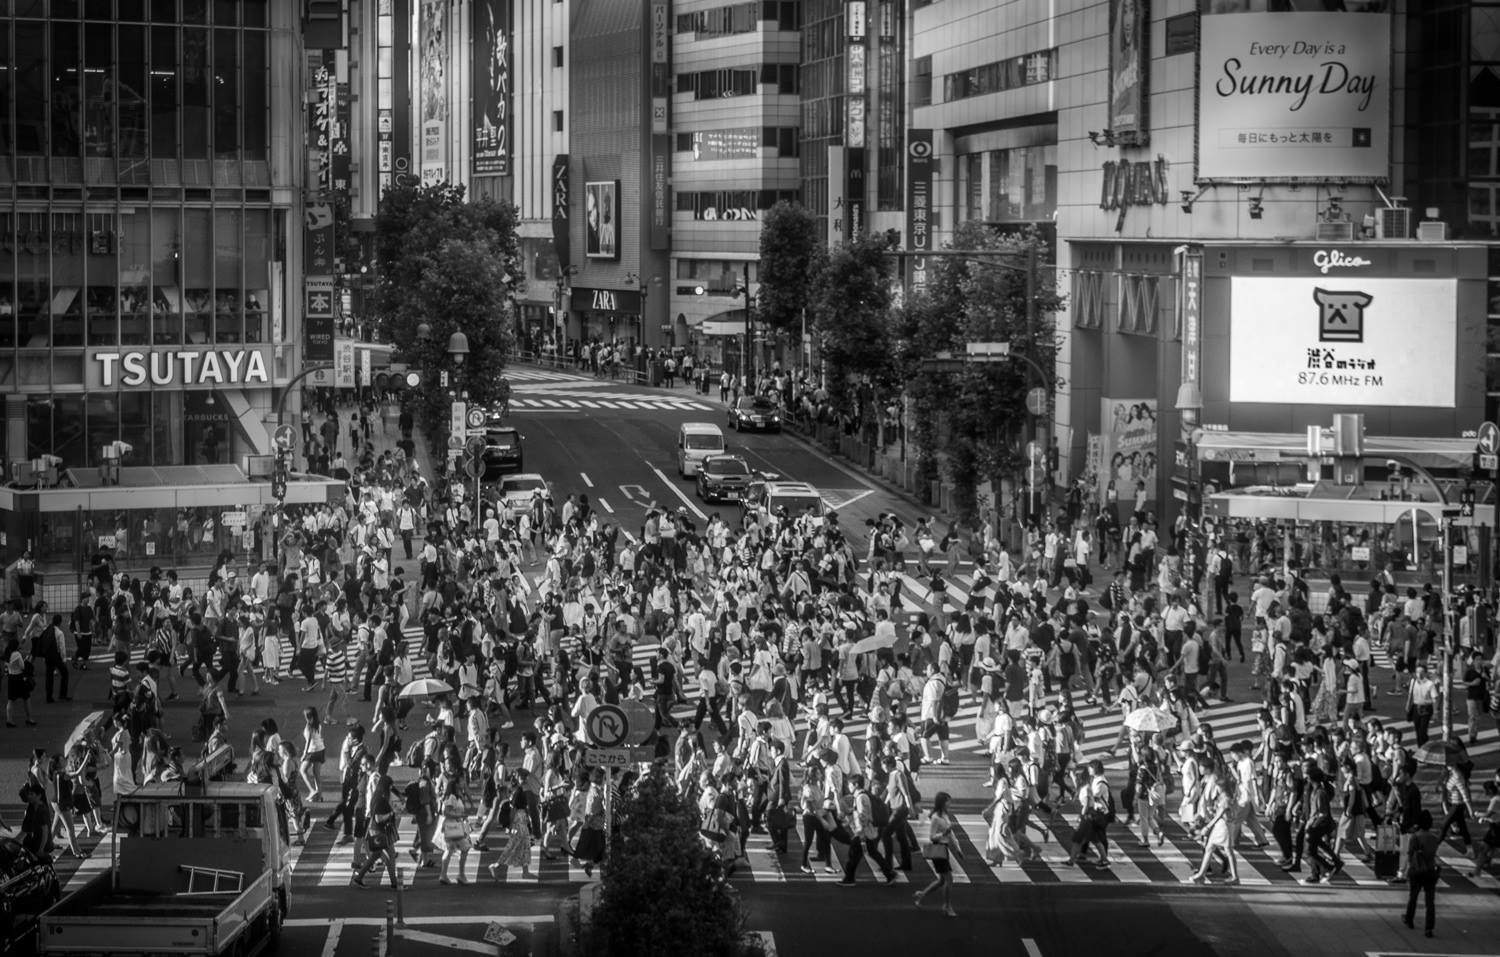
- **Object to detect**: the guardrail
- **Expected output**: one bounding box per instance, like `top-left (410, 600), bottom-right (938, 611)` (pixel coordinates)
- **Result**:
top-left (514, 351), bottom-right (648, 386)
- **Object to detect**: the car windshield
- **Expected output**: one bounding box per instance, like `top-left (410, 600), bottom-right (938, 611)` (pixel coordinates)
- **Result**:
top-left (501, 477), bottom-right (545, 496)
top-left (685, 434), bottom-right (722, 450)
top-left (737, 397), bottom-right (775, 412)
top-left (705, 458), bottom-right (750, 476)
top-left (773, 495), bottom-right (822, 513)
top-left (487, 433), bottom-right (518, 449)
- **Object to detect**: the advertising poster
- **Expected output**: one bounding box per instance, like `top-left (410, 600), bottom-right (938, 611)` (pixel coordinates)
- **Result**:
top-left (905, 130), bottom-right (933, 295)
top-left (1196, 2), bottom-right (1391, 180)
top-left (1228, 276), bottom-right (1456, 408)
top-left (1100, 398), bottom-right (1159, 513)
top-left (305, 277), bottom-right (336, 364)
top-left (1108, 0), bottom-right (1148, 144)
top-left (585, 181), bottom-right (619, 260)
top-left (419, 0), bottom-right (450, 184)
top-left (472, 0), bottom-right (512, 176)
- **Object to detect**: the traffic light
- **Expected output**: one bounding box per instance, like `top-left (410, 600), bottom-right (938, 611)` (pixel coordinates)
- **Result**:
top-left (272, 450), bottom-right (289, 501)
top-left (1459, 487), bottom-right (1476, 518)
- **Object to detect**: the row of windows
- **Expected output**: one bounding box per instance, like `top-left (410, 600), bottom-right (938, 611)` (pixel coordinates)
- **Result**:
top-left (675, 259), bottom-right (759, 290)
top-left (676, 64), bottom-right (800, 99)
top-left (675, 1), bottom-right (800, 37)
top-left (6, 0), bottom-right (269, 26)
top-left (676, 127), bottom-right (800, 160)
top-left (942, 49), bottom-right (1056, 102)
top-left (0, 205), bottom-right (280, 348)
top-left (674, 189), bottom-right (800, 221)
top-left (0, 20), bottom-right (271, 165)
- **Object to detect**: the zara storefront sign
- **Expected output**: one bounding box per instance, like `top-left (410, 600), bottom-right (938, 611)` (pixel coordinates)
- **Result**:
top-left (1313, 249), bottom-right (1372, 274)
top-left (95, 348), bottom-right (272, 388)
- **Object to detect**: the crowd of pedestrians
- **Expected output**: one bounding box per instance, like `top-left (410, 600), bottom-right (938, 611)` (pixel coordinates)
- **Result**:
top-left (2, 382), bottom-right (1499, 941)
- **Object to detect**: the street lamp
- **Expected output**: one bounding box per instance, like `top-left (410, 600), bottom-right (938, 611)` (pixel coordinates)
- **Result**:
top-left (446, 331), bottom-right (470, 365)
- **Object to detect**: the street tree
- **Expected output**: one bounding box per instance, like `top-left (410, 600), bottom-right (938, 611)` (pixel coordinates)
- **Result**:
top-left (374, 181), bottom-right (521, 447)
top-left (899, 222), bottom-right (1063, 519)
top-left (582, 767), bottom-right (752, 957)
top-left (756, 201), bottom-right (822, 347)
top-left (809, 232), bottom-right (899, 436)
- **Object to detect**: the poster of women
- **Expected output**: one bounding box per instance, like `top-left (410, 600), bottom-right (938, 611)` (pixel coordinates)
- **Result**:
top-left (1100, 398), bottom-right (1158, 519)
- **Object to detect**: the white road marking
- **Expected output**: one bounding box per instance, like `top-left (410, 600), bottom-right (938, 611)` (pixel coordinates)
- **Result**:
top-left (284, 916), bottom-right (556, 928)
top-left (648, 463), bottom-right (708, 521)
top-left (597, 497), bottom-right (614, 513)
top-left (580, 472), bottom-right (594, 487)
top-left (320, 918), bottom-right (344, 957)
top-left (1022, 939), bottom-right (1044, 957)
top-left (393, 928), bottom-right (495, 954)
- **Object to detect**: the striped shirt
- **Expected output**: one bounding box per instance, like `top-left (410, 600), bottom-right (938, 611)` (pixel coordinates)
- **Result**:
top-left (325, 644), bottom-right (348, 684)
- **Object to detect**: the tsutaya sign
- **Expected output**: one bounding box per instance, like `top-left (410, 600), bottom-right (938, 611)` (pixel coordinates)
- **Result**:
top-left (95, 348), bottom-right (272, 388)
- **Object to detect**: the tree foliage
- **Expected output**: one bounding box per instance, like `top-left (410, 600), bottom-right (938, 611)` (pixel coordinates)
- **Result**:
top-left (584, 768), bottom-right (746, 957)
top-left (373, 181), bottom-right (521, 448)
top-left (809, 232), bottom-right (900, 422)
top-left (756, 201), bottom-right (822, 338)
top-left (897, 223), bottom-right (1065, 519)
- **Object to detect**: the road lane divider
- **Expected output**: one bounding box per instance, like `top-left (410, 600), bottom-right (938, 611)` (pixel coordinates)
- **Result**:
top-left (648, 462), bottom-right (708, 521)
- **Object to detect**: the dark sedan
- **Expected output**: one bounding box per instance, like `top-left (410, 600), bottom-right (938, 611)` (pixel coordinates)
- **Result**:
top-left (481, 426), bottom-right (524, 479)
top-left (696, 454), bottom-right (755, 503)
top-left (0, 836), bottom-right (60, 952)
top-left (728, 396), bottom-right (782, 432)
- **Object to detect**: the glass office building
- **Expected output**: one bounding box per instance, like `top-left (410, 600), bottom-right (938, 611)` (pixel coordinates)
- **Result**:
top-left (0, 0), bottom-right (301, 470)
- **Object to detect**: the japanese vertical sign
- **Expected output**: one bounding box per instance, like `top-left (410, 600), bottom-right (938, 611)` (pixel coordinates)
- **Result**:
top-left (335, 339), bottom-right (356, 388)
top-left (305, 276), bottom-right (336, 364)
top-left (649, 0), bottom-right (671, 251)
top-left (472, 0), bottom-right (512, 176)
top-left (905, 130), bottom-right (933, 296)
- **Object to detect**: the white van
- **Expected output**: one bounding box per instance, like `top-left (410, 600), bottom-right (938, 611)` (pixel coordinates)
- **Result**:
top-left (677, 422), bottom-right (726, 477)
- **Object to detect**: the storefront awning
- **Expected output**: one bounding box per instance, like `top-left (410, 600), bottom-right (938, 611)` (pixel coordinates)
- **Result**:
top-left (1196, 430), bottom-right (1478, 471)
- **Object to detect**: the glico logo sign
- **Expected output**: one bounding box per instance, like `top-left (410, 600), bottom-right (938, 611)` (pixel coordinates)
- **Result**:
top-left (1313, 249), bottom-right (1372, 275)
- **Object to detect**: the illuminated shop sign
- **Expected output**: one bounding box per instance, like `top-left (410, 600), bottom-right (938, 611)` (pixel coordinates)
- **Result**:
top-left (95, 349), bottom-right (272, 388)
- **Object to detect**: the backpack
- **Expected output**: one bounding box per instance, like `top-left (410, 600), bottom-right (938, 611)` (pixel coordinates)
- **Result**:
top-left (1408, 836), bottom-right (1437, 877)
top-left (940, 683), bottom-right (960, 720)
top-left (1104, 786), bottom-right (1117, 825)
top-left (1196, 637), bottom-right (1211, 673)
top-left (402, 779), bottom-right (425, 818)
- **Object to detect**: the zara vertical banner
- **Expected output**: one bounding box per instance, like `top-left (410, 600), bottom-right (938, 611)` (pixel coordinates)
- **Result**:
top-left (1196, 2), bottom-right (1391, 181)
top-left (905, 130), bottom-right (933, 296)
top-left (552, 155), bottom-right (571, 273)
top-left (419, 0), bottom-right (451, 184)
top-left (472, 0), bottom-right (512, 176)
top-left (1108, 0), bottom-right (1148, 146)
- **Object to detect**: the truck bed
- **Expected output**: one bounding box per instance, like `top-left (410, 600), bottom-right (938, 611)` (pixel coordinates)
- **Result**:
top-left (38, 871), bottom-right (273, 956)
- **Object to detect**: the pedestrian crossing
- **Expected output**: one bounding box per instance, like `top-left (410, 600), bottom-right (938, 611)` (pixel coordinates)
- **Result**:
top-left (22, 797), bottom-right (1499, 895)
top-left (509, 396), bottom-right (713, 413)
top-left (507, 369), bottom-right (595, 383)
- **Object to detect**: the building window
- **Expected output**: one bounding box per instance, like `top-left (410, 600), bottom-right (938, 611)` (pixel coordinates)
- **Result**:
top-left (675, 127), bottom-right (799, 160)
top-left (941, 49), bottom-right (1055, 103)
top-left (553, 45), bottom-right (564, 68)
top-left (677, 2), bottom-right (760, 38)
top-left (956, 143), bottom-right (1057, 225)
top-left (673, 189), bottom-right (800, 221)
top-left (553, 110), bottom-right (564, 132)
top-left (1164, 13), bottom-right (1196, 56)
top-left (912, 56), bottom-right (932, 108)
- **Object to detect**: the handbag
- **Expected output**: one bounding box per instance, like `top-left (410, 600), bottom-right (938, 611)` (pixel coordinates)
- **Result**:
top-left (922, 841), bottom-right (950, 861)
top-left (544, 794), bottom-right (570, 823)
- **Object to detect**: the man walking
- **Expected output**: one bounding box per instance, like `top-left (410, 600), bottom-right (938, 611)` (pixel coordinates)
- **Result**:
top-left (1402, 809), bottom-right (1440, 938)
top-left (35, 612), bottom-right (70, 702)
top-left (838, 773), bottom-right (897, 886)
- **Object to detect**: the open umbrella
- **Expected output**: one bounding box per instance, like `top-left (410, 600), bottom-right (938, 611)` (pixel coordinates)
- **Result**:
top-left (1124, 706), bottom-right (1178, 735)
top-left (64, 710), bottom-right (112, 755)
top-left (398, 677), bottom-right (454, 700)
top-left (1414, 735), bottom-right (1468, 769)
top-left (851, 631), bottom-right (899, 655)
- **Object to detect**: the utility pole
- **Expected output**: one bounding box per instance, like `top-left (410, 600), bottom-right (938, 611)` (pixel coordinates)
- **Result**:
top-left (742, 262), bottom-right (754, 390)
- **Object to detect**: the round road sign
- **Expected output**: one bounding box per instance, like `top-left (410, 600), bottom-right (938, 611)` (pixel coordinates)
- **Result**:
top-left (447, 434), bottom-right (465, 451)
top-left (465, 435), bottom-right (487, 457)
top-left (585, 704), bottom-right (628, 748)
top-left (273, 424), bottom-right (297, 451)
top-left (464, 455), bottom-right (484, 479)
top-left (1478, 421), bottom-right (1500, 457)
top-left (405, 371), bottom-right (422, 388)
top-left (466, 408), bottom-right (486, 429)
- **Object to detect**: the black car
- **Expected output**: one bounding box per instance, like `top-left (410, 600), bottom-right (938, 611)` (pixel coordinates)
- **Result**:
top-left (0, 836), bottom-right (60, 951)
top-left (481, 426), bottom-right (524, 479)
top-left (696, 454), bottom-right (754, 503)
top-left (728, 396), bottom-right (782, 433)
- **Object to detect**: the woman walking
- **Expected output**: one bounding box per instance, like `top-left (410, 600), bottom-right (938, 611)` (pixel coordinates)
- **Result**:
top-left (352, 774), bottom-right (400, 889)
top-left (437, 782), bottom-right (474, 885)
top-left (914, 790), bottom-right (960, 917)
top-left (488, 777), bottom-right (536, 880)
top-left (300, 707), bottom-right (326, 802)
top-left (1189, 765), bottom-right (1239, 884)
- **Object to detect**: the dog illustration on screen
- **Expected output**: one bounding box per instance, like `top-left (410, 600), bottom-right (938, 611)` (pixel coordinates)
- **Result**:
top-left (1313, 287), bottom-right (1372, 343)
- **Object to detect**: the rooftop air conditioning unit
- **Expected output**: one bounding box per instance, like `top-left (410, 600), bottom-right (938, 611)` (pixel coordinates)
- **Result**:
top-left (1375, 206), bottom-right (1410, 240)
top-left (1416, 206), bottom-right (1448, 242)
top-left (1315, 221), bottom-right (1355, 242)
top-left (10, 461), bottom-right (35, 486)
